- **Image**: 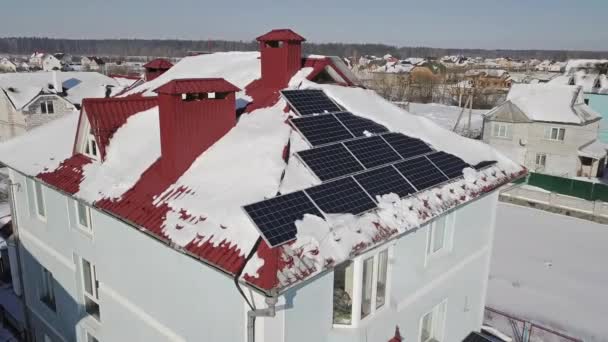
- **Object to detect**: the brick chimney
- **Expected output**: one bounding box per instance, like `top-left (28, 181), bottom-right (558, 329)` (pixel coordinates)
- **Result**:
top-left (144, 58), bottom-right (174, 81)
top-left (256, 29), bottom-right (305, 89)
top-left (154, 78), bottom-right (240, 178)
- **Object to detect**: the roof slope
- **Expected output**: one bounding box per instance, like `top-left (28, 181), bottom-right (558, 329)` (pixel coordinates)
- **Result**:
top-left (0, 52), bottom-right (525, 295)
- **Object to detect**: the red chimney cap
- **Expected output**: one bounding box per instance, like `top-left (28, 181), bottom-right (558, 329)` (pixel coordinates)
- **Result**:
top-left (154, 78), bottom-right (241, 95)
top-left (256, 29), bottom-right (306, 42)
top-left (143, 58), bottom-right (174, 70)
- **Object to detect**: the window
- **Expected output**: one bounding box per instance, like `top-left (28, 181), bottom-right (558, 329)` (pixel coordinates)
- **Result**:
top-left (34, 181), bottom-right (46, 219)
top-left (40, 267), bottom-right (56, 311)
top-left (40, 100), bottom-right (54, 114)
top-left (419, 300), bottom-right (447, 342)
top-left (427, 214), bottom-right (453, 259)
top-left (491, 123), bottom-right (510, 138)
top-left (83, 129), bottom-right (98, 159)
top-left (82, 259), bottom-right (100, 321)
top-left (544, 127), bottom-right (565, 141)
top-left (535, 153), bottom-right (547, 169)
top-left (76, 201), bottom-right (92, 231)
top-left (332, 248), bottom-right (391, 326)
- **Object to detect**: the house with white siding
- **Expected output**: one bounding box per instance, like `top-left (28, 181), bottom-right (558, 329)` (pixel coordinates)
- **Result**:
top-left (0, 72), bottom-right (123, 141)
top-left (483, 84), bottom-right (605, 178)
top-left (0, 58), bottom-right (17, 73)
top-left (42, 55), bottom-right (62, 72)
top-left (0, 29), bottom-right (524, 342)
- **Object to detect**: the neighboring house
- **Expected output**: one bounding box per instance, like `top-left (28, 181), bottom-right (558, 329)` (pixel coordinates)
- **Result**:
top-left (464, 70), bottom-right (511, 89)
top-left (28, 52), bottom-right (45, 69)
top-left (0, 58), bottom-right (17, 73)
top-left (81, 57), bottom-right (106, 72)
top-left (42, 55), bottom-right (62, 71)
top-left (0, 71), bottom-right (122, 141)
top-left (0, 29), bottom-right (524, 342)
top-left (483, 84), bottom-right (605, 178)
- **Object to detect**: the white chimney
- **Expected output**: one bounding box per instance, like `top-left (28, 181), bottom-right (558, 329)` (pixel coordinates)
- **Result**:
top-left (52, 70), bottom-right (60, 92)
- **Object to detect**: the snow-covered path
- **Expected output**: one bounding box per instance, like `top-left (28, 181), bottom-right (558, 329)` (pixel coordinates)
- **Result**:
top-left (487, 203), bottom-right (608, 341)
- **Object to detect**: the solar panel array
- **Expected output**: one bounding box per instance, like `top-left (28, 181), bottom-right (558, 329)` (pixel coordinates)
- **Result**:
top-left (244, 89), bottom-right (496, 248)
top-left (281, 89), bottom-right (342, 116)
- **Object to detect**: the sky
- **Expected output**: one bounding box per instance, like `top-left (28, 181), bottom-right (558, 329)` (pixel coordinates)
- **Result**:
top-left (1, 0), bottom-right (607, 51)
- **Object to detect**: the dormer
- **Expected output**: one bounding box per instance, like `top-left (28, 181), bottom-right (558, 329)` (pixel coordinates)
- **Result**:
top-left (256, 29), bottom-right (305, 89)
top-left (143, 58), bottom-right (174, 81)
top-left (154, 78), bottom-right (240, 178)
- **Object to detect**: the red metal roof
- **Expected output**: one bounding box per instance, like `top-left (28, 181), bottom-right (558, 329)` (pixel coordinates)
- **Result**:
top-left (38, 154), bottom-right (92, 195)
top-left (154, 78), bottom-right (241, 95)
top-left (143, 58), bottom-right (174, 70)
top-left (256, 29), bottom-right (306, 42)
top-left (82, 97), bottom-right (158, 159)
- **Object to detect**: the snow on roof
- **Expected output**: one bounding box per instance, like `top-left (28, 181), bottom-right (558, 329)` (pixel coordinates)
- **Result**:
top-left (0, 71), bottom-right (121, 109)
top-left (578, 140), bottom-right (607, 159)
top-left (565, 59), bottom-right (608, 73)
top-left (121, 52), bottom-right (260, 99)
top-left (0, 49), bottom-right (524, 294)
top-left (504, 84), bottom-right (600, 124)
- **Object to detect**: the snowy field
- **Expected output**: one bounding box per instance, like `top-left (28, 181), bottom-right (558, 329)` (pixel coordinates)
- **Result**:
top-left (407, 102), bottom-right (487, 133)
top-left (487, 203), bottom-right (608, 341)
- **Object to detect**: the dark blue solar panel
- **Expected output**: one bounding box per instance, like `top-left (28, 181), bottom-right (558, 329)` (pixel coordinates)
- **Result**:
top-left (306, 177), bottom-right (376, 214)
top-left (333, 112), bottom-right (388, 137)
top-left (393, 156), bottom-right (448, 191)
top-left (62, 78), bottom-right (81, 90)
top-left (297, 144), bottom-right (364, 181)
top-left (244, 191), bottom-right (323, 247)
top-left (426, 151), bottom-right (471, 179)
top-left (354, 166), bottom-right (416, 200)
top-left (343, 136), bottom-right (402, 169)
top-left (281, 89), bottom-right (342, 116)
top-left (382, 133), bottom-right (433, 159)
top-left (291, 115), bottom-right (354, 146)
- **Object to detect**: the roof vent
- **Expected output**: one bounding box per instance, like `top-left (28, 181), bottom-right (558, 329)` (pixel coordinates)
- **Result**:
top-left (256, 29), bottom-right (305, 89)
top-left (143, 58), bottom-right (174, 82)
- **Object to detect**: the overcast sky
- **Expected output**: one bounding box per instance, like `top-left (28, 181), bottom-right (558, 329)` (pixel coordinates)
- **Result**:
top-left (1, 0), bottom-right (606, 51)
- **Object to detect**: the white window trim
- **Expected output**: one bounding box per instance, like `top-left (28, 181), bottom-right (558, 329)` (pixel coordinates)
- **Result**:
top-left (85, 330), bottom-right (99, 342)
top-left (491, 122), bottom-right (510, 139)
top-left (81, 258), bottom-right (100, 321)
top-left (39, 266), bottom-right (56, 312)
top-left (332, 246), bottom-right (393, 329)
top-left (535, 153), bottom-right (547, 170)
top-left (543, 126), bottom-right (566, 142)
top-left (424, 213), bottom-right (455, 266)
top-left (33, 181), bottom-right (47, 221)
top-left (419, 299), bottom-right (448, 342)
top-left (74, 200), bottom-right (93, 234)
top-left (40, 99), bottom-right (55, 114)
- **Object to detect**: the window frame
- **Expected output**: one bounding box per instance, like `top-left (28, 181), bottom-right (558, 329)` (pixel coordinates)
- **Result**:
top-left (85, 330), bottom-right (99, 342)
top-left (491, 122), bottom-right (510, 139)
top-left (418, 299), bottom-right (448, 342)
top-left (535, 153), bottom-right (547, 169)
top-left (75, 200), bottom-right (93, 233)
top-left (425, 213), bottom-right (455, 265)
top-left (544, 127), bottom-right (566, 142)
top-left (332, 247), bottom-right (392, 328)
top-left (39, 266), bottom-right (56, 312)
top-left (81, 258), bottom-right (101, 321)
top-left (33, 181), bottom-right (47, 221)
top-left (40, 100), bottom-right (55, 114)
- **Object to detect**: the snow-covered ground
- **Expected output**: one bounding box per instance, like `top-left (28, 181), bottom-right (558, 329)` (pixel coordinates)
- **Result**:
top-left (487, 203), bottom-right (608, 341)
top-left (407, 102), bottom-right (487, 133)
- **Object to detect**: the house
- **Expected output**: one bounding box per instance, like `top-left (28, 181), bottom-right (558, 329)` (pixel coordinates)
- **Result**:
top-left (464, 70), bottom-right (511, 89)
top-left (81, 57), bottom-right (106, 72)
top-left (0, 29), bottom-right (524, 342)
top-left (0, 71), bottom-right (123, 141)
top-left (0, 58), bottom-right (17, 73)
top-left (42, 55), bottom-right (62, 71)
top-left (28, 52), bottom-right (45, 69)
top-left (483, 84), bottom-right (605, 178)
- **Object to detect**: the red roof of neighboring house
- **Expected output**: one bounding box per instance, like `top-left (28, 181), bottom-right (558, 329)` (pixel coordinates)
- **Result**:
top-left (256, 29), bottom-right (306, 42)
top-left (154, 78), bottom-right (241, 95)
top-left (143, 58), bottom-right (174, 70)
top-left (82, 97), bottom-right (158, 159)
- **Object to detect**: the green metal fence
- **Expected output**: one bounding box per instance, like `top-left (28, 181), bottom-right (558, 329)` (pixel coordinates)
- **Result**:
top-left (518, 172), bottom-right (608, 202)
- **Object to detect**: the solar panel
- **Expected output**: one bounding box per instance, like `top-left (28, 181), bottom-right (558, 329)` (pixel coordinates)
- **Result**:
top-left (382, 133), bottom-right (433, 159)
top-left (281, 89), bottom-right (342, 116)
top-left (62, 78), bottom-right (81, 90)
top-left (334, 112), bottom-right (388, 137)
top-left (426, 151), bottom-right (471, 179)
top-left (393, 156), bottom-right (448, 191)
top-left (354, 166), bottom-right (416, 200)
top-left (290, 115), bottom-right (354, 146)
top-left (305, 177), bottom-right (376, 214)
top-left (297, 144), bottom-right (364, 181)
top-left (243, 191), bottom-right (323, 247)
top-left (343, 136), bottom-right (402, 169)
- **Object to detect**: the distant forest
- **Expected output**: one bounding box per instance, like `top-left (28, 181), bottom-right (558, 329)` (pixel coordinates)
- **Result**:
top-left (0, 37), bottom-right (607, 60)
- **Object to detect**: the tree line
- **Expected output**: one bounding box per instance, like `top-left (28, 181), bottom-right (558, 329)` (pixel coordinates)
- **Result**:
top-left (0, 37), bottom-right (606, 60)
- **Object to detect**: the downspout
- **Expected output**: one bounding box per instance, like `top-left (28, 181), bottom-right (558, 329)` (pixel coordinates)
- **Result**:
top-left (7, 180), bottom-right (33, 342)
top-left (233, 237), bottom-right (278, 342)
